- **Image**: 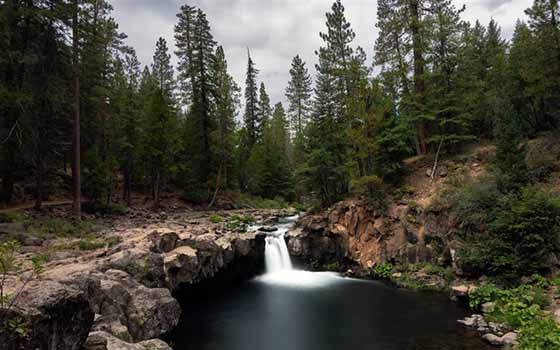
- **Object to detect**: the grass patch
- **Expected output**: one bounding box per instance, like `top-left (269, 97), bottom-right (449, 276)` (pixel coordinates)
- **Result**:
top-left (0, 212), bottom-right (23, 223)
top-left (77, 239), bottom-right (105, 251)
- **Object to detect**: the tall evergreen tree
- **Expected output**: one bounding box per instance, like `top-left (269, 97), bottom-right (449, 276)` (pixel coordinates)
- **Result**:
top-left (285, 55), bottom-right (312, 136)
top-left (151, 37), bottom-right (175, 104)
top-left (244, 50), bottom-right (260, 146)
top-left (174, 4), bottom-right (197, 106)
top-left (209, 46), bottom-right (240, 205)
top-left (257, 82), bottom-right (272, 140)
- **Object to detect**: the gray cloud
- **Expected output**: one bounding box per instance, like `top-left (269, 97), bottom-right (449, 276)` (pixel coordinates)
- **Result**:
top-left (112, 0), bottom-right (531, 107)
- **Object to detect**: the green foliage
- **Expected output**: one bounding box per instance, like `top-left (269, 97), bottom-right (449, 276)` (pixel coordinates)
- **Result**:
top-left (494, 97), bottom-right (530, 193)
top-left (311, 260), bottom-right (342, 271)
top-left (448, 175), bottom-right (500, 232)
top-left (468, 284), bottom-right (503, 309)
top-left (372, 263), bottom-right (393, 279)
top-left (1, 241), bottom-right (45, 341)
top-left (0, 212), bottom-right (22, 224)
top-left (77, 239), bottom-right (105, 251)
top-left (519, 318), bottom-right (560, 350)
top-left (350, 175), bottom-right (386, 208)
top-left (293, 203), bottom-right (307, 212)
top-left (489, 188), bottom-right (560, 278)
top-left (30, 217), bottom-right (96, 238)
top-left (469, 283), bottom-right (550, 329)
top-left (82, 147), bottom-right (113, 205)
top-left (459, 186), bottom-right (560, 281)
top-left (209, 215), bottom-right (223, 224)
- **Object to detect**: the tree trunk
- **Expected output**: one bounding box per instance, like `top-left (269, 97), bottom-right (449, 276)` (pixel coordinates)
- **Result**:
top-left (208, 163), bottom-right (223, 209)
top-left (72, 0), bottom-right (81, 219)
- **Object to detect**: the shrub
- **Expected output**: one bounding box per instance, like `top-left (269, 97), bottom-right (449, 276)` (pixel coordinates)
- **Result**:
top-left (469, 283), bottom-right (549, 328)
top-left (518, 317), bottom-right (560, 350)
top-left (489, 188), bottom-right (560, 279)
top-left (468, 284), bottom-right (503, 309)
top-left (372, 263), bottom-right (393, 279)
top-left (448, 175), bottom-right (500, 233)
top-left (460, 187), bottom-right (560, 281)
top-left (526, 133), bottom-right (560, 182)
top-left (209, 215), bottom-right (223, 224)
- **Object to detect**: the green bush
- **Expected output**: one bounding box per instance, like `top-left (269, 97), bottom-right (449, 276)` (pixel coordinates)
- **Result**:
top-left (449, 175), bottom-right (500, 232)
top-left (209, 215), bottom-right (223, 224)
top-left (459, 187), bottom-right (560, 281)
top-left (468, 284), bottom-right (503, 309)
top-left (518, 317), bottom-right (560, 350)
top-left (372, 263), bottom-right (393, 279)
top-left (469, 283), bottom-right (549, 329)
top-left (490, 188), bottom-right (560, 279)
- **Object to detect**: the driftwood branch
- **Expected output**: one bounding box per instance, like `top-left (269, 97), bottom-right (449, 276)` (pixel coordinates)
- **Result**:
top-left (431, 139), bottom-right (444, 180)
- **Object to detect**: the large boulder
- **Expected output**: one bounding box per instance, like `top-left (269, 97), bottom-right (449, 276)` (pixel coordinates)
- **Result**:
top-left (89, 270), bottom-right (181, 342)
top-left (1, 280), bottom-right (94, 350)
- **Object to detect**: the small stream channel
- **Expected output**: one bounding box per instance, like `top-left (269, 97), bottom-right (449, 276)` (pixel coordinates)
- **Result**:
top-left (171, 215), bottom-right (491, 350)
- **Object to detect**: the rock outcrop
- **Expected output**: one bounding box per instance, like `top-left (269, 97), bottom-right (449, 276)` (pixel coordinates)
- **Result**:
top-left (292, 200), bottom-right (453, 269)
top-left (4, 209), bottom-right (282, 350)
top-left (1, 280), bottom-right (94, 350)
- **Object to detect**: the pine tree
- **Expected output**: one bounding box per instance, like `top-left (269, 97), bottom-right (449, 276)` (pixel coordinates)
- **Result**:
top-left (209, 45), bottom-right (240, 205)
top-left (424, 0), bottom-right (474, 152)
top-left (374, 0), bottom-right (412, 110)
top-left (524, 0), bottom-right (560, 129)
top-left (494, 97), bottom-right (529, 193)
top-left (174, 4), bottom-right (197, 106)
top-left (299, 1), bottom-right (356, 206)
top-left (151, 37), bottom-right (175, 104)
top-left (508, 21), bottom-right (542, 132)
top-left (316, 0), bottom-right (355, 113)
top-left (285, 55), bottom-right (312, 136)
top-left (244, 50), bottom-right (260, 146)
top-left (257, 82), bottom-right (272, 140)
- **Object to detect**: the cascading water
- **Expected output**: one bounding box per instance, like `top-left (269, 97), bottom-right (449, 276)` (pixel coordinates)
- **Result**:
top-left (258, 215), bottom-right (342, 288)
top-left (265, 233), bottom-right (293, 273)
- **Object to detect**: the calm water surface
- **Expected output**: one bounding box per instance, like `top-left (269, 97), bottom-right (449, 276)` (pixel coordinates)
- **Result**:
top-left (173, 271), bottom-right (491, 350)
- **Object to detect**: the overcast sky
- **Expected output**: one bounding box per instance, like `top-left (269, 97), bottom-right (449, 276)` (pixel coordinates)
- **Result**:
top-left (112, 0), bottom-right (532, 106)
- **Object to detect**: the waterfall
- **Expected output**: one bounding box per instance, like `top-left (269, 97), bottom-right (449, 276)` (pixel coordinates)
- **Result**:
top-left (265, 233), bottom-right (293, 273)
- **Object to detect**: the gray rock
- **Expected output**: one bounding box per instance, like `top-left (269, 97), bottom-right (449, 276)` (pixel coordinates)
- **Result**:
top-left (2, 280), bottom-right (94, 350)
top-left (0, 222), bottom-right (26, 235)
top-left (482, 332), bottom-right (518, 346)
top-left (90, 269), bottom-right (181, 342)
top-left (482, 333), bottom-right (504, 346)
top-left (16, 234), bottom-right (44, 246)
top-left (84, 331), bottom-right (172, 350)
top-left (481, 302), bottom-right (495, 313)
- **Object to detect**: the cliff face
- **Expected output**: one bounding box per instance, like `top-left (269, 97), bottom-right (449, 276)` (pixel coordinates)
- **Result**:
top-left (291, 199), bottom-right (455, 270)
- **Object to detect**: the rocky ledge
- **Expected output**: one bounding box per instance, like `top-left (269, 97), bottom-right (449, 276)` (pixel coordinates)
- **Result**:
top-left (2, 209), bottom-right (290, 350)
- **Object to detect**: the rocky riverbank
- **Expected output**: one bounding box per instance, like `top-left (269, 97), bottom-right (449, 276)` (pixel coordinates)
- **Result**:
top-left (1, 208), bottom-right (296, 350)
